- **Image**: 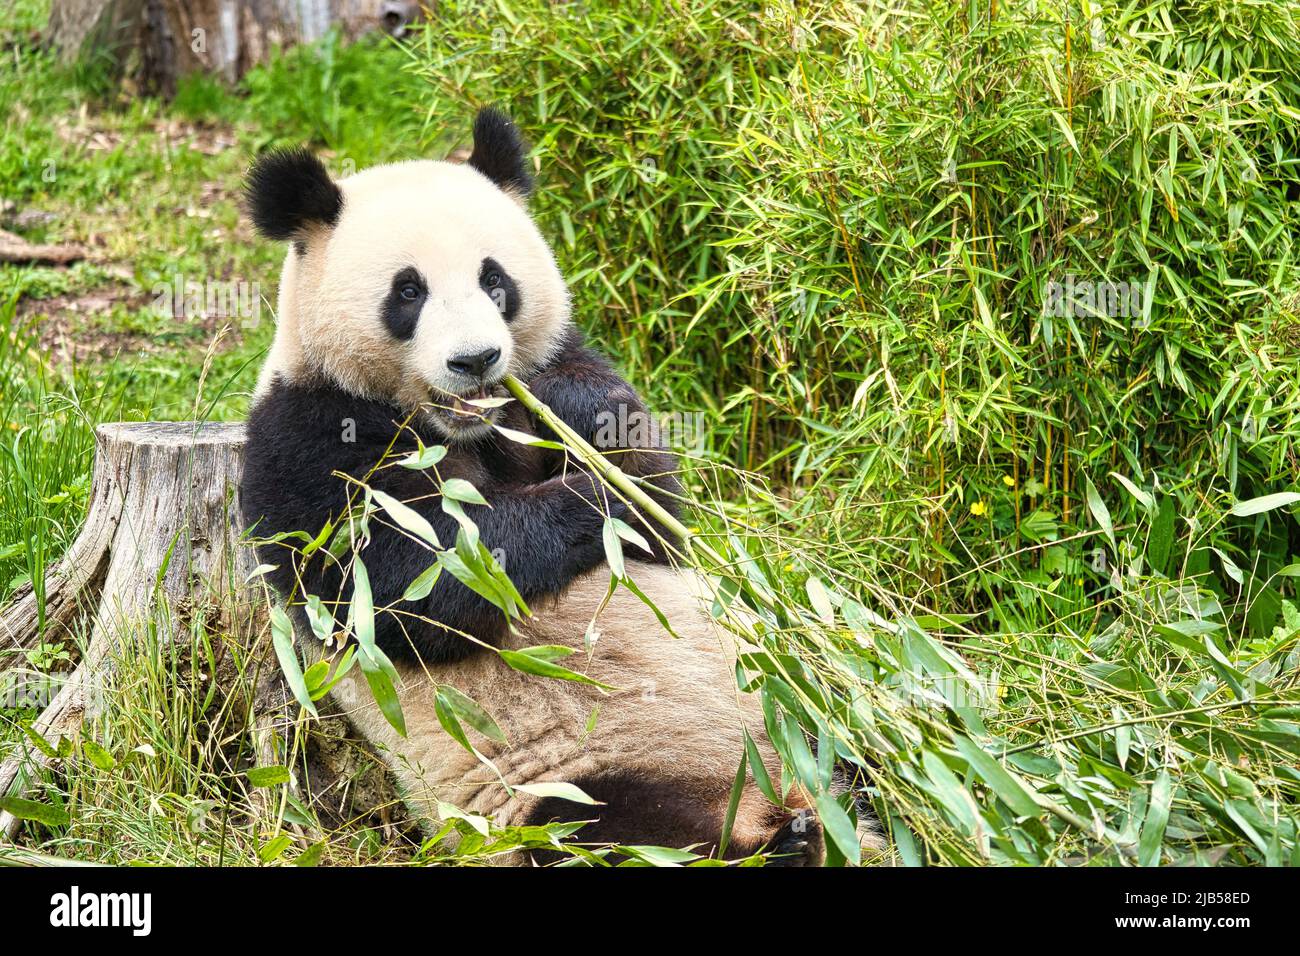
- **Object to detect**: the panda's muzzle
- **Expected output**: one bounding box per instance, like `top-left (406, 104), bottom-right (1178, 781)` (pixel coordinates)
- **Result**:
top-left (425, 347), bottom-right (508, 432)
top-left (447, 347), bottom-right (501, 379)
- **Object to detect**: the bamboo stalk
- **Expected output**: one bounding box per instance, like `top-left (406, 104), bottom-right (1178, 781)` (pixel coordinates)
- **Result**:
top-left (503, 374), bottom-right (689, 536)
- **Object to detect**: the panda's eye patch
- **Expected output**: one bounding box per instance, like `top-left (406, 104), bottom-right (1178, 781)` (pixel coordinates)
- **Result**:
top-left (479, 257), bottom-right (520, 322)
top-left (382, 266), bottom-right (427, 341)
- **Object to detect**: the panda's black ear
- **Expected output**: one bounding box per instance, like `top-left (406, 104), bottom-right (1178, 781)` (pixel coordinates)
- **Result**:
top-left (244, 147), bottom-right (344, 241)
top-left (467, 107), bottom-right (534, 199)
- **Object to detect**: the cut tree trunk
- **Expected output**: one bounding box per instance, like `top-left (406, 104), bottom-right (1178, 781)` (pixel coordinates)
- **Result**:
top-left (0, 421), bottom-right (404, 847)
top-left (46, 0), bottom-right (429, 95)
top-left (0, 422), bottom-right (255, 838)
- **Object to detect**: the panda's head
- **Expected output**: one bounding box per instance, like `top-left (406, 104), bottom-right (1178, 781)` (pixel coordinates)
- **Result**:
top-left (245, 108), bottom-right (569, 441)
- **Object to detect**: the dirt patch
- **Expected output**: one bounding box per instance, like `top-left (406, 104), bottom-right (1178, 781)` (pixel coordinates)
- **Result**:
top-left (152, 117), bottom-right (239, 157)
top-left (301, 712), bottom-right (418, 853)
top-left (19, 286), bottom-right (156, 364)
top-left (45, 108), bottom-right (238, 159)
top-left (18, 281), bottom-right (249, 366)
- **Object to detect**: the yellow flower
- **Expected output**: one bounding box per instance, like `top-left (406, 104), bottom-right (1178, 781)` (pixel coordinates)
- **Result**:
top-left (970, 501), bottom-right (988, 516)
top-left (1002, 475), bottom-right (1015, 487)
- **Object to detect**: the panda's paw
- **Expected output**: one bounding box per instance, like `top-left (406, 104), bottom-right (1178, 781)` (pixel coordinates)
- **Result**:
top-left (762, 809), bottom-right (824, 867)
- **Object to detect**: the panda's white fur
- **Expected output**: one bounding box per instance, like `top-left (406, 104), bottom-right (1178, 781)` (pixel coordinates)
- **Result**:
top-left (240, 110), bottom-right (877, 863)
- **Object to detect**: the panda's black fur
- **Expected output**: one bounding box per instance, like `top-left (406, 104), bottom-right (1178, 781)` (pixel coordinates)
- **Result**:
top-left (241, 327), bottom-right (681, 665)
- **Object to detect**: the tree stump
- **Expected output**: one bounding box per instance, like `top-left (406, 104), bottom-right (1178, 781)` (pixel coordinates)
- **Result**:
top-left (0, 422), bottom-right (253, 838)
top-left (46, 0), bottom-right (430, 95)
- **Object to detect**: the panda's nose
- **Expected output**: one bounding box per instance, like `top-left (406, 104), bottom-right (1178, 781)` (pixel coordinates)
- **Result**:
top-left (447, 347), bottom-right (501, 379)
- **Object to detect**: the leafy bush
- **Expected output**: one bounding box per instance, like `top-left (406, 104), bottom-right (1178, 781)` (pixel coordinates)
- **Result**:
top-left (402, 0), bottom-right (1300, 864)
top-left (414, 0), bottom-right (1300, 625)
top-left (5, 0), bottom-right (1300, 866)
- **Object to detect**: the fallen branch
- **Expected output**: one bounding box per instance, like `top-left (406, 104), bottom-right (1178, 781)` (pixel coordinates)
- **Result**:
top-left (0, 228), bottom-right (87, 265)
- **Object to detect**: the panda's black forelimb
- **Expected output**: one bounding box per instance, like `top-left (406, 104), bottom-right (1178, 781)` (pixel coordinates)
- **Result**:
top-left (242, 371), bottom-right (670, 665)
top-left (360, 466), bottom-right (632, 662)
top-left (526, 328), bottom-right (684, 561)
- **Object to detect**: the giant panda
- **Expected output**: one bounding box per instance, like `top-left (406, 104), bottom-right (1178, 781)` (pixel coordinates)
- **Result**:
top-left (239, 108), bottom-right (868, 865)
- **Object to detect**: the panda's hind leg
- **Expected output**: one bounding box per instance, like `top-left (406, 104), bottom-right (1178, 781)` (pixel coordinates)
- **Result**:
top-left (523, 772), bottom-right (825, 866)
top-left (523, 773), bottom-right (725, 864)
top-left (756, 808), bottom-right (825, 866)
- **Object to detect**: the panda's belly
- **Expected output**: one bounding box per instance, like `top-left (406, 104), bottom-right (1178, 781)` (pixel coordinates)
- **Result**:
top-left (327, 561), bottom-right (800, 853)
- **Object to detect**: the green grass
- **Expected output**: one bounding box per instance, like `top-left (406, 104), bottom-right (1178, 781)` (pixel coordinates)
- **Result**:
top-left (0, 17), bottom-right (440, 603)
top-left (3, 0), bottom-right (1300, 865)
top-left (0, 11), bottom-right (445, 862)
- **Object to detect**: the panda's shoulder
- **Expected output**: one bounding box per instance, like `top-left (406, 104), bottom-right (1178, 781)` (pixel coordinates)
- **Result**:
top-left (537, 326), bottom-right (615, 376)
top-left (246, 374), bottom-right (408, 457)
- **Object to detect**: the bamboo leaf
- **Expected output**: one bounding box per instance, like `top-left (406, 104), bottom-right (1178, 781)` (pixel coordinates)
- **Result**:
top-left (441, 477), bottom-right (488, 505)
top-left (398, 444), bottom-right (447, 469)
top-left (498, 648), bottom-right (614, 689)
top-left (246, 765), bottom-right (291, 788)
top-left (1230, 492), bottom-right (1300, 517)
top-left (270, 606), bottom-right (318, 718)
top-left (1109, 472), bottom-right (1153, 513)
top-left (953, 735), bottom-right (1040, 818)
top-left (1138, 770), bottom-right (1172, 866)
top-left (359, 648), bottom-right (407, 738)
top-left (0, 796), bottom-right (69, 827)
top-left (402, 562), bottom-right (442, 601)
top-left (1148, 495), bottom-right (1176, 574)
top-left (814, 792), bottom-right (861, 867)
top-left (602, 517), bottom-right (625, 580)
top-left (514, 781), bottom-right (602, 805)
top-left (81, 740), bottom-right (116, 771)
top-left (370, 488), bottom-right (440, 547)
top-left (1084, 475), bottom-right (1116, 551)
top-left (436, 685), bottom-right (507, 744)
